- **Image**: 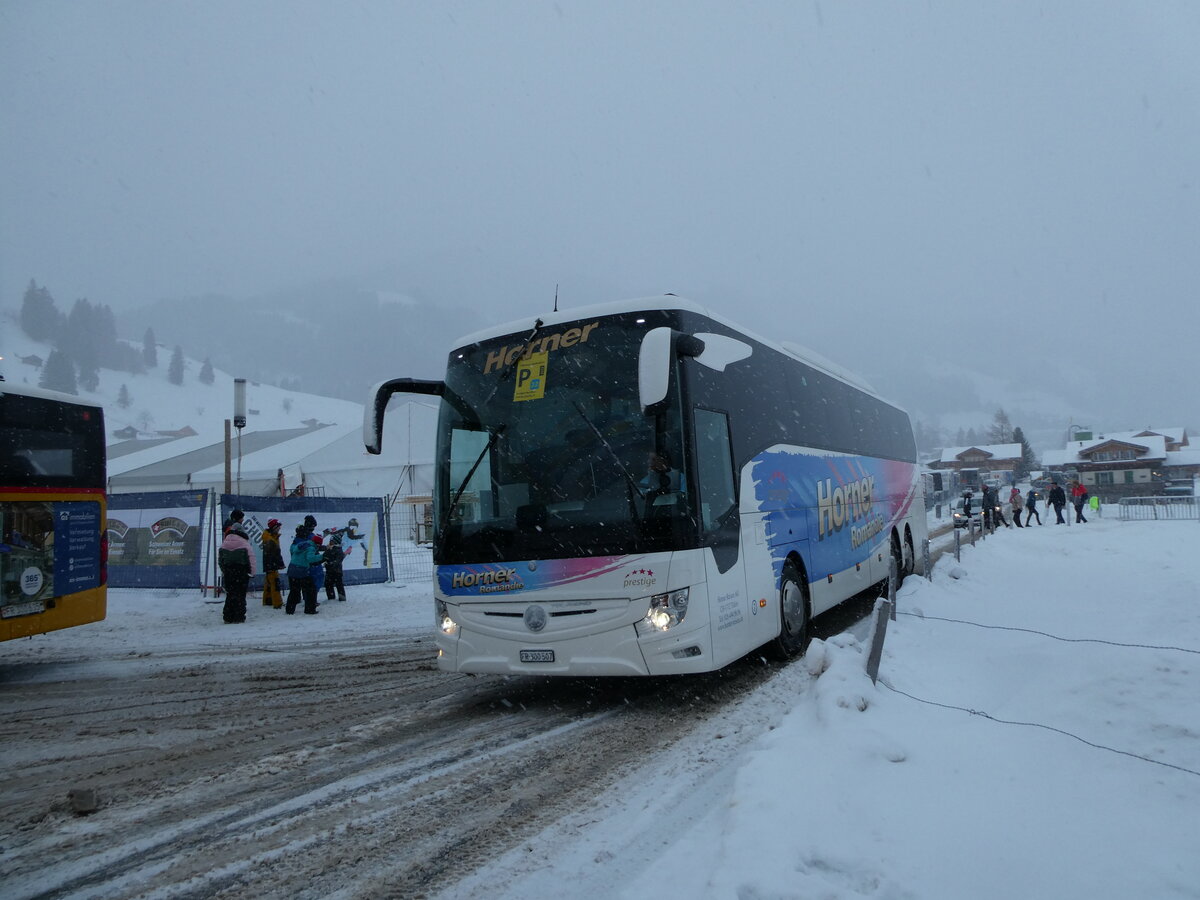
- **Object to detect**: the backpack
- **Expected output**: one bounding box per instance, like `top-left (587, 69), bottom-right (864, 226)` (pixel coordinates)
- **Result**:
top-left (218, 546), bottom-right (250, 570)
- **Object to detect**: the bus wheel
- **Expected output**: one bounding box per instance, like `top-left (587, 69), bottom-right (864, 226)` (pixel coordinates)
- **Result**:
top-left (904, 527), bottom-right (916, 577)
top-left (890, 531), bottom-right (904, 584)
top-left (772, 560), bottom-right (811, 658)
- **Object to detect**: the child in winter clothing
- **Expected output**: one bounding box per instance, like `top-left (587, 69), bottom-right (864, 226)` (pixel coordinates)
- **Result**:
top-left (1025, 488), bottom-right (1042, 526)
top-left (219, 523), bottom-right (258, 623)
top-left (285, 525), bottom-right (324, 615)
top-left (323, 535), bottom-right (347, 601)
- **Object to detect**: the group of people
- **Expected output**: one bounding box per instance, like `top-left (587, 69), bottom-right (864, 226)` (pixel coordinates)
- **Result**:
top-left (967, 478), bottom-right (1093, 533)
top-left (218, 511), bottom-right (361, 624)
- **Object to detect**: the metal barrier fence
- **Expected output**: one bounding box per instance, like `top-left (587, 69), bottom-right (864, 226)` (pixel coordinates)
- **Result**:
top-left (387, 499), bottom-right (435, 582)
top-left (1117, 496), bottom-right (1200, 521)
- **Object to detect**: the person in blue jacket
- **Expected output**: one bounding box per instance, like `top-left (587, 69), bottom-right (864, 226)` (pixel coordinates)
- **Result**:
top-left (285, 525), bottom-right (324, 615)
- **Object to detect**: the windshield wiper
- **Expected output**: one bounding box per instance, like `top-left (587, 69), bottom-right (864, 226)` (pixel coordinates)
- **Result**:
top-left (572, 402), bottom-right (645, 527)
top-left (443, 424), bottom-right (506, 530)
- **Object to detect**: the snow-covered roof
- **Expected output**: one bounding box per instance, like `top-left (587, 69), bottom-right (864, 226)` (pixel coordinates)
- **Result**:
top-left (1165, 448), bottom-right (1200, 468)
top-left (936, 443), bottom-right (1021, 464)
top-left (1054, 434), bottom-right (1167, 465)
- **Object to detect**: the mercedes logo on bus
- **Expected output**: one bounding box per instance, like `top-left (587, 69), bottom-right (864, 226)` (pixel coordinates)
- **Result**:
top-left (523, 605), bottom-right (547, 633)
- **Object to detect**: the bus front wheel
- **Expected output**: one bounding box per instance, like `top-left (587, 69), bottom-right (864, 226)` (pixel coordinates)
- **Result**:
top-left (772, 560), bottom-right (811, 658)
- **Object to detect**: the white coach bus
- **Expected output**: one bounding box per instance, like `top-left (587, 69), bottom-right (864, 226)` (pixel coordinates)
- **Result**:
top-left (366, 297), bottom-right (925, 676)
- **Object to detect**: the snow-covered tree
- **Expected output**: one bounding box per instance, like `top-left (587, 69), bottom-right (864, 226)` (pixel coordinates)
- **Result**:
top-left (143, 328), bottom-right (158, 368)
top-left (988, 408), bottom-right (1014, 444)
top-left (117, 384), bottom-right (132, 409)
top-left (39, 348), bottom-right (78, 394)
top-left (19, 280), bottom-right (63, 341)
top-left (168, 345), bottom-right (185, 385)
top-left (199, 357), bottom-right (214, 385)
top-left (1013, 426), bottom-right (1039, 478)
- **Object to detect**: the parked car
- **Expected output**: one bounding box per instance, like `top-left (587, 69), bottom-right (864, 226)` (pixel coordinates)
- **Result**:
top-left (952, 495), bottom-right (983, 529)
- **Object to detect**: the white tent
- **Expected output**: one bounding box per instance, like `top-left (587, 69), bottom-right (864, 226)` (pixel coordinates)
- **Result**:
top-left (106, 400), bottom-right (438, 500)
top-left (301, 400), bottom-right (438, 500)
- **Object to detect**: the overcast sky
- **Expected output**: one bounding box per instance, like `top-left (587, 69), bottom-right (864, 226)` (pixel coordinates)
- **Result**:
top-left (2, 1), bottom-right (1198, 429)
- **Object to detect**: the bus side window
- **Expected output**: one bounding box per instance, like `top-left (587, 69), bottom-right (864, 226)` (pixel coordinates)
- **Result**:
top-left (694, 408), bottom-right (736, 533)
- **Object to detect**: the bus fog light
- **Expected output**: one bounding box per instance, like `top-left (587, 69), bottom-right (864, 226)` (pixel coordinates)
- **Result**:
top-left (435, 599), bottom-right (459, 636)
top-left (638, 588), bottom-right (690, 633)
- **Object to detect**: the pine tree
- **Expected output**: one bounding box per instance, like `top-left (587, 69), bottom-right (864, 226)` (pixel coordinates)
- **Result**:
top-left (117, 384), bottom-right (132, 408)
top-left (78, 356), bottom-right (100, 392)
top-left (988, 408), bottom-right (1014, 444)
top-left (143, 328), bottom-right (158, 368)
top-left (199, 357), bottom-right (215, 385)
top-left (39, 348), bottom-right (78, 394)
top-left (168, 345), bottom-right (185, 385)
top-left (19, 280), bottom-right (63, 341)
top-left (1013, 426), bottom-right (1039, 478)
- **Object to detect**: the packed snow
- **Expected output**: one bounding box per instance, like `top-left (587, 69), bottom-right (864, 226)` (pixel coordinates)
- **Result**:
top-left (4, 516), bottom-right (1198, 899)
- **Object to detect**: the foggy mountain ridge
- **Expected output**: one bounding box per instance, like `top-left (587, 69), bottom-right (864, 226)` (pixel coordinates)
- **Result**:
top-left (122, 279), bottom-right (478, 407)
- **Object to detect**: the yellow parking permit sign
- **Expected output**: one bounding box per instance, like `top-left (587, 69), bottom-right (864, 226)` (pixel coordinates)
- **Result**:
top-left (514, 352), bottom-right (549, 401)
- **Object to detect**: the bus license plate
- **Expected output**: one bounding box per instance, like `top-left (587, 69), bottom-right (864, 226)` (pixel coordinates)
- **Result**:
top-left (1, 600), bottom-right (46, 619)
top-left (519, 649), bottom-right (555, 663)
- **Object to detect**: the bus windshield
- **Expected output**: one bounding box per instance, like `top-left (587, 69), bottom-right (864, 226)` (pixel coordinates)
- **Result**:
top-left (435, 315), bottom-right (693, 563)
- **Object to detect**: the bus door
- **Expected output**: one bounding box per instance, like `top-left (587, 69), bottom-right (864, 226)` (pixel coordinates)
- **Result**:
top-left (693, 409), bottom-right (750, 665)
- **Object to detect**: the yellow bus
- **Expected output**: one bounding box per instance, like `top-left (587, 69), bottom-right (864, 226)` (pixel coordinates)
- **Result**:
top-left (1, 381), bottom-right (107, 641)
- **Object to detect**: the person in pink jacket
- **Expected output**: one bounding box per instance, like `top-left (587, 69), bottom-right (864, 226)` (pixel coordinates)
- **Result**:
top-left (218, 522), bottom-right (258, 624)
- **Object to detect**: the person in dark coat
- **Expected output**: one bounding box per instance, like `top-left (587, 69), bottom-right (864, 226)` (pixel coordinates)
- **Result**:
top-left (261, 518), bottom-right (285, 608)
top-left (1025, 488), bottom-right (1043, 526)
top-left (285, 525), bottom-right (324, 614)
top-left (1047, 482), bottom-right (1068, 524)
top-left (218, 522), bottom-right (257, 623)
top-left (323, 534), bottom-right (347, 602)
top-left (1070, 479), bottom-right (1089, 523)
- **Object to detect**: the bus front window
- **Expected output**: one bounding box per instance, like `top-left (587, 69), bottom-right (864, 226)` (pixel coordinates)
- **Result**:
top-left (434, 316), bottom-right (694, 564)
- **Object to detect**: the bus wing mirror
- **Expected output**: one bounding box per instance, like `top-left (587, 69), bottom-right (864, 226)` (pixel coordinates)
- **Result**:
top-left (639, 328), bottom-right (748, 409)
top-left (364, 378), bottom-right (444, 454)
top-left (638, 327), bottom-right (674, 409)
top-left (692, 333), bottom-right (752, 372)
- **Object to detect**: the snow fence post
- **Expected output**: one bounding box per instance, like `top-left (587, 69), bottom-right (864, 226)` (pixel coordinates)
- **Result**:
top-left (865, 597), bottom-right (890, 685)
top-left (923, 538), bottom-right (932, 581)
top-left (954, 527), bottom-right (961, 562)
top-left (887, 554), bottom-right (897, 621)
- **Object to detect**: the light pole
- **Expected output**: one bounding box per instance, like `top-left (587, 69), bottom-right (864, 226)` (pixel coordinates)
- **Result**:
top-left (233, 379), bottom-right (247, 498)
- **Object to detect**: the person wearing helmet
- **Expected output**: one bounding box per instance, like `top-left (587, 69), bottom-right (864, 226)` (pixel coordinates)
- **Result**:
top-left (261, 518), bottom-right (286, 609)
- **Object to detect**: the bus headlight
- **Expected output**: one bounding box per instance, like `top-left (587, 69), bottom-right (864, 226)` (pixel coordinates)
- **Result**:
top-left (435, 599), bottom-right (459, 636)
top-left (638, 588), bottom-right (690, 633)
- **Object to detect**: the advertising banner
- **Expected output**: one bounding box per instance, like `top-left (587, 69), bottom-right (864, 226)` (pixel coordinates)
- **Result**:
top-left (1, 495), bottom-right (102, 612)
top-left (107, 490), bottom-right (209, 588)
top-left (219, 495), bottom-right (390, 586)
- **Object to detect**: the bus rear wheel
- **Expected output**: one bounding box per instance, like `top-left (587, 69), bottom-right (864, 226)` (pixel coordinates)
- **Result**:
top-left (772, 560), bottom-right (811, 658)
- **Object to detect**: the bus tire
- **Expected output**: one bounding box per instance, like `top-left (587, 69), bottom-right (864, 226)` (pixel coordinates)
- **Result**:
top-left (903, 526), bottom-right (916, 577)
top-left (772, 560), bottom-right (811, 659)
top-left (890, 530), bottom-right (905, 585)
